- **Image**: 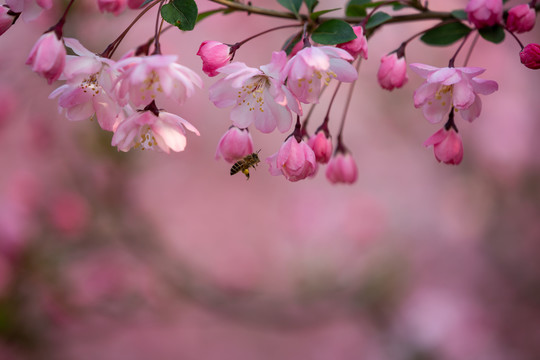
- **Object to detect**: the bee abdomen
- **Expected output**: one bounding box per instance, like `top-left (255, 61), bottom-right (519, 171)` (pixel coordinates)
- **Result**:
top-left (230, 162), bottom-right (243, 175)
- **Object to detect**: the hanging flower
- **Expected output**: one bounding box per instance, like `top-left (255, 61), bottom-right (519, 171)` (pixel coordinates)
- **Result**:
top-left (197, 41), bottom-right (232, 77)
top-left (5, 0), bottom-right (52, 22)
top-left (267, 136), bottom-right (317, 182)
top-left (336, 25), bottom-right (368, 60)
top-left (215, 126), bottom-right (254, 163)
top-left (506, 4), bottom-right (536, 33)
top-left (325, 152), bottom-right (358, 184)
top-left (520, 43), bottom-right (540, 70)
top-left (465, 0), bottom-right (502, 28)
top-left (377, 52), bottom-right (408, 91)
top-left (424, 127), bottom-right (464, 165)
top-left (26, 31), bottom-right (66, 85)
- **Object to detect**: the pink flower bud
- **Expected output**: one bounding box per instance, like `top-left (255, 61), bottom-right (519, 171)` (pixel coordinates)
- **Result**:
top-left (288, 40), bottom-right (303, 58)
top-left (127, 0), bottom-right (145, 9)
top-left (97, 0), bottom-right (127, 15)
top-left (520, 43), bottom-right (540, 70)
top-left (377, 53), bottom-right (408, 91)
top-left (465, 0), bottom-right (502, 28)
top-left (506, 4), bottom-right (536, 33)
top-left (215, 126), bottom-right (254, 163)
top-left (197, 41), bottom-right (232, 77)
top-left (0, 5), bottom-right (15, 36)
top-left (26, 31), bottom-right (66, 85)
top-left (424, 128), bottom-right (464, 165)
top-left (325, 152), bottom-right (358, 184)
top-left (307, 130), bottom-right (332, 164)
top-left (267, 136), bottom-right (317, 182)
top-left (336, 25), bottom-right (368, 60)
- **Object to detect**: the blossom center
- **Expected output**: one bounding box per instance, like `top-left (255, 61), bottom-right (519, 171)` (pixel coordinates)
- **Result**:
top-left (134, 126), bottom-right (158, 151)
top-left (80, 73), bottom-right (100, 96)
top-left (236, 75), bottom-right (269, 112)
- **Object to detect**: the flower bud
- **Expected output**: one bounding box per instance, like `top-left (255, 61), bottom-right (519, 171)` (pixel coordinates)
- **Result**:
top-left (6, 0), bottom-right (52, 22)
top-left (465, 0), bottom-right (502, 28)
top-left (267, 136), bottom-right (317, 182)
top-left (336, 25), bottom-right (368, 60)
top-left (307, 130), bottom-right (332, 164)
top-left (197, 41), bottom-right (232, 77)
top-left (377, 53), bottom-right (408, 91)
top-left (424, 128), bottom-right (464, 165)
top-left (520, 43), bottom-right (540, 70)
top-left (506, 4), bottom-right (536, 33)
top-left (127, 0), bottom-right (145, 9)
top-left (97, 0), bottom-right (127, 15)
top-left (26, 31), bottom-right (66, 85)
top-left (325, 152), bottom-right (358, 184)
top-left (215, 126), bottom-right (254, 163)
top-left (0, 5), bottom-right (15, 36)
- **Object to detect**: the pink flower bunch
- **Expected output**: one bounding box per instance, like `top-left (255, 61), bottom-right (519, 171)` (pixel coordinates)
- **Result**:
top-left (506, 4), bottom-right (536, 33)
top-left (336, 25), bottom-right (368, 60)
top-left (5, 0), bottom-right (52, 22)
top-left (424, 128), bottom-right (464, 165)
top-left (409, 63), bottom-right (498, 123)
top-left (377, 53), bottom-right (408, 91)
top-left (465, 0), bottom-right (503, 28)
top-left (267, 136), bottom-right (317, 182)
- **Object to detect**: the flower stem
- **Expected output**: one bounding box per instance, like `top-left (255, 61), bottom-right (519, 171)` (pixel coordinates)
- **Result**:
top-left (336, 59), bottom-right (362, 153)
top-left (448, 31), bottom-right (471, 68)
top-left (48, 0), bottom-right (77, 38)
top-left (229, 24), bottom-right (303, 54)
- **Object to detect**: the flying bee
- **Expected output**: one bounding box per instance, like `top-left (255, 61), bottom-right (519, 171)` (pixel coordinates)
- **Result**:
top-left (230, 150), bottom-right (261, 180)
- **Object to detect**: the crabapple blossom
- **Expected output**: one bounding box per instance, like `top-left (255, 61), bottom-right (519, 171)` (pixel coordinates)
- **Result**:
top-left (0, 5), bottom-right (15, 36)
top-left (26, 31), bottom-right (66, 85)
top-left (112, 54), bottom-right (203, 108)
top-left (215, 126), bottom-right (254, 163)
top-left (424, 127), bottom-right (464, 165)
top-left (336, 25), bottom-right (368, 60)
top-left (465, 0), bottom-right (502, 28)
top-left (49, 38), bottom-right (122, 131)
top-left (209, 51), bottom-right (302, 133)
top-left (197, 41), bottom-right (232, 77)
top-left (377, 53), bottom-right (408, 91)
top-left (506, 4), bottom-right (536, 33)
top-left (6, 0), bottom-right (52, 22)
top-left (307, 130), bottom-right (332, 164)
top-left (111, 102), bottom-right (199, 153)
top-left (520, 43), bottom-right (540, 69)
top-left (97, 0), bottom-right (127, 16)
top-left (325, 152), bottom-right (358, 184)
top-left (267, 136), bottom-right (317, 182)
top-left (409, 63), bottom-right (498, 123)
top-left (283, 46), bottom-right (357, 104)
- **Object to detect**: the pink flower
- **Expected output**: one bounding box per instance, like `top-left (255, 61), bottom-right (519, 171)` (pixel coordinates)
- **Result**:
top-left (112, 54), bottom-right (202, 107)
top-left (465, 0), bottom-right (502, 28)
top-left (325, 152), bottom-right (358, 184)
top-left (307, 130), bottom-right (332, 164)
top-left (409, 63), bottom-right (498, 123)
top-left (111, 105), bottom-right (199, 153)
top-left (127, 0), bottom-right (145, 9)
top-left (49, 38), bottom-right (122, 131)
top-left (424, 127), bottom-right (464, 165)
top-left (336, 25), bottom-right (368, 60)
top-left (6, 0), bottom-right (52, 22)
top-left (506, 4), bottom-right (536, 33)
top-left (520, 43), bottom-right (540, 70)
top-left (26, 31), bottom-right (66, 85)
top-left (1, 5), bottom-right (16, 36)
top-left (377, 53), bottom-right (408, 91)
top-left (267, 136), bottom-right (317, 182)
top-left (209, 51), bottom-right (302, 133)
top-left (215, 126), bottom-right (254, 163)
top-left (97, 0), bottom-right (127, 16)
top-left (283, 46), bottom-right (357, 104)
top-left (197, 41), bottom-right (232, 77)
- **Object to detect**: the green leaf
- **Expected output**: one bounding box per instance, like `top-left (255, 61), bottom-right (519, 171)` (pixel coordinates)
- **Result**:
top-left (479, 25), bottom-right (505, 44)
top-left (420, 22), bottom-right (472, 46)
top-left (304, 0), bottom-right (318, 12)
top-left (161, 0), bottom-right (198, 31)
top-left (310, 7), bottom-right (341, 21)
top-left (345, 0), bottom-right (371, 17)
top-left (277, 0), bottom-right (302, 16)
top-left (365, 11), bottom-right (391, 29)
top-left (451, 9), bottom-right (467, 20)
top-left (311, 19), bottom-right (356, 45)
top-left (393, 3), bottom-right (406, 10)
top-left (196, 9), bottom-right (224, 23)
top-left (282, 32), bottom-right (302, 55)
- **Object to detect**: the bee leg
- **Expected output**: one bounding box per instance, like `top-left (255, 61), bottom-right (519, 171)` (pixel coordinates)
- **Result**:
top-left (242, 168), bottom-right (250, 180)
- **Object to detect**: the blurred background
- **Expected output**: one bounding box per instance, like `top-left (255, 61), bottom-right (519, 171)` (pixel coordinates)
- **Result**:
top-left (1, 0), bottom-right (540, 359)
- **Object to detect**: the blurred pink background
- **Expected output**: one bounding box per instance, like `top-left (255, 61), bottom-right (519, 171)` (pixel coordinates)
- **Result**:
top-left (1, 0), bottom-right (540, 359)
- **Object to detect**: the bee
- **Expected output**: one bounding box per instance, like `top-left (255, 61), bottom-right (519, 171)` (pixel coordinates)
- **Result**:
top-left (230, 150), bottom-right (261, 180)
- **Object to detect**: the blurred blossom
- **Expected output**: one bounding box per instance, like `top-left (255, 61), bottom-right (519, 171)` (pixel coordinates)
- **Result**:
top-left (283, 46), bottom-right (357, 104)
top-left (465, 0), bottom-right (502, 28)
top-left (0, 5), bottom-right (15, 36)
top-left (377, 53), bottom-right (408, 91)
top-left (520, 43), bottom-right (540, 70)
top-left (0, 86), bottom-right (17, 128)
top-left (6, 0), bottom-right (52, 22)
top-left (26, 31), bottom-right (66, 85)
top-left (48, 191), bottom-right (90, 236)
top-left (215, 126), bottom-right (254, 163)
top-left (197, 40), bottom-right (232, 77)
top-left (336, 25), bottom-right (368, 60)
top-left (409, 63), bottom-right (498, 123)
top-left (506, 4), bottom-right (536, 33)
top-left (307, 130), bottom-right (332, 164)
top-left (97, 0), bottom-right (127, 16)
top-left (267, 136), bottom-right (317, 182)
top-left (325, 152), bottom-right (358, 184)
top-left (424, 128), bottom-right (464, 165)
top-left (127, 0), bottom-right (145, 9)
